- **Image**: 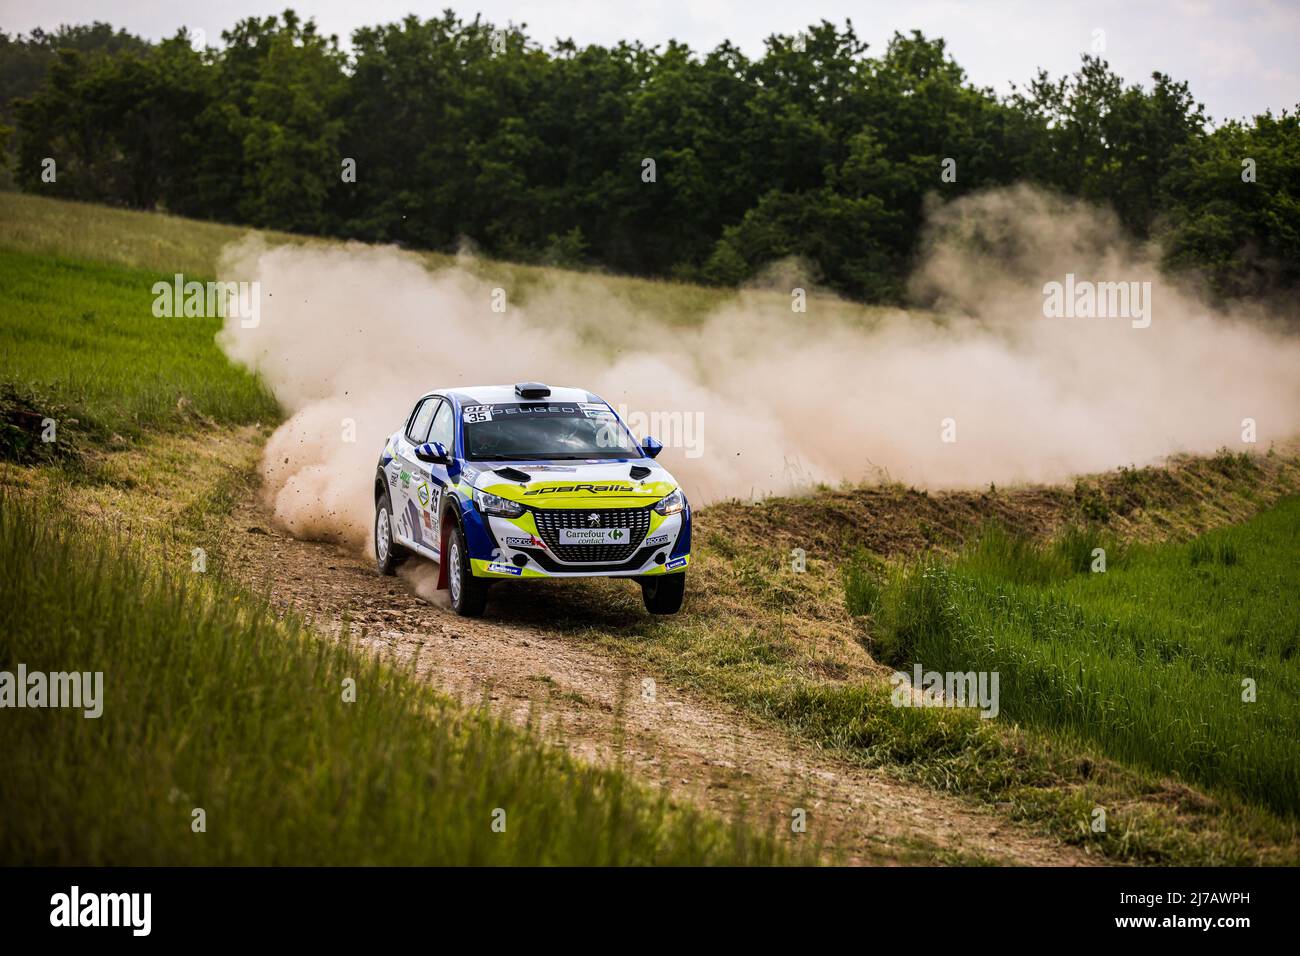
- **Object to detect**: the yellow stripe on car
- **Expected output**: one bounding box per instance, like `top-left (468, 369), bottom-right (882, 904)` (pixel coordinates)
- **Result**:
top-left (479, 479), bottom-right (676, 510)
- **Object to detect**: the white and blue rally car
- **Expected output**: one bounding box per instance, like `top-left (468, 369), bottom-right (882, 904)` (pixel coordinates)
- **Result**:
top-left (373, 383), bottom-right (690, 617)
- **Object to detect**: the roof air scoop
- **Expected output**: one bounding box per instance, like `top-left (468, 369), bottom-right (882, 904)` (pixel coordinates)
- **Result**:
top-left (514, 382), bottom-right (550, 399)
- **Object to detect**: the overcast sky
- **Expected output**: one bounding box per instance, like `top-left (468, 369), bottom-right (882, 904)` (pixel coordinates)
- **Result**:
top-left (2, 0), bottom-right (1296, 122)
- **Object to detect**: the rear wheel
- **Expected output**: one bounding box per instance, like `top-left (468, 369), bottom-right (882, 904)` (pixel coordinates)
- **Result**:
top-left (640, 572), bottom-right (685, 615)
top-left (374, 488), bottom-right (409, 575)
top-left (446, 522), bottom-right (489, 617)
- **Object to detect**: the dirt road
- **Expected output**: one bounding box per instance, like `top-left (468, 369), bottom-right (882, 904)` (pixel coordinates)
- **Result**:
top-left (222, 500), bottom-right (1096, 866)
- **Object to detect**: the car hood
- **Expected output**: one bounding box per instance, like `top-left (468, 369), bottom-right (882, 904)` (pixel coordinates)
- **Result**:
top-left (464, 458), bottom-right (679, 509)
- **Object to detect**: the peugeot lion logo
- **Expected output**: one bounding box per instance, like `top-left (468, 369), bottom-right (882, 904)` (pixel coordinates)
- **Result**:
top-left (587, 513), bottom-right (600, 527)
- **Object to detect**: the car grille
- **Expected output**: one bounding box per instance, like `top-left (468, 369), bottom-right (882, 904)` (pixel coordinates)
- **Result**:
top-left (530, 506), bottom-right (652, 563)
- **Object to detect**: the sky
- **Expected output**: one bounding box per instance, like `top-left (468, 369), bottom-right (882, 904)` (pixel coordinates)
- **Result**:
top-left (2, 0), bottom-right (1297, 122)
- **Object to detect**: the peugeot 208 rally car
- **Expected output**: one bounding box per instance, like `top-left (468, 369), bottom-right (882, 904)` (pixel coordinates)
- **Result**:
top-left (373, 383), bottom-right (690, 617)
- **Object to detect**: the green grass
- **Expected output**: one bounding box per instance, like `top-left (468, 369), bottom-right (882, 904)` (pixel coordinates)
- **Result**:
top-left (869, 503), bottom-right (1300, 816)
top-left (0, 247), bottom-right (279, 451)
top-left (0, 494), bottom-right (791, 865)
top-left (842, 549), bottom-right (884, 617)
top-left (0, 192), bottom-right (890, 333)
top-left (0, 191), bottom-right (313, 279)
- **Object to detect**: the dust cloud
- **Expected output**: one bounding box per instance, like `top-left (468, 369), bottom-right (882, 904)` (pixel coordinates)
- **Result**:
top-left (399, 561), bottom-right (449, 607)
top-left (217, 184), bottom-right (1300, 550)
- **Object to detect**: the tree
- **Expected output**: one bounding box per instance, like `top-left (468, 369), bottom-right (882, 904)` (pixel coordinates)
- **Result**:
top-left (1160, 110), bottom-right (1300, 299)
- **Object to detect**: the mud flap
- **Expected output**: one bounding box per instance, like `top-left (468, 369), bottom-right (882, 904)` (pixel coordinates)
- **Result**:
top-left (435, 516), bottom-right (452, 590)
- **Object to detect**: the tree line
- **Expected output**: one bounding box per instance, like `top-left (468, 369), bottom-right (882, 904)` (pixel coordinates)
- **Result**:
top-left (2, 11), bottom-right (1296, 302)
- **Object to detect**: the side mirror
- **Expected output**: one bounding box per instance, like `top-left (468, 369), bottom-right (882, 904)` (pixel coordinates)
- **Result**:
top-left (414, 441), bottom-right (450, 465)
top-left (640, 436), bottom-right (663, 459)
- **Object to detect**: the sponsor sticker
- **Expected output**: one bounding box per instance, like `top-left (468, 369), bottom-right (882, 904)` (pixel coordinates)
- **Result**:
top-left (399, 469), bottom-right (411, 489)
top-left (645, 534), bottom-right (671, 547)
top-left (486, 562), bottom-right (522, 575)
top-left (417, 482), bottom-right (430, 507)
top-left (504, 535), bottom-right (545, 548)
top-left (665, 556), bottom-right (688, 570)
top-left (559, 528), bottom-right (628, 545)
top-left (523, 483), bottom-right (636, 496)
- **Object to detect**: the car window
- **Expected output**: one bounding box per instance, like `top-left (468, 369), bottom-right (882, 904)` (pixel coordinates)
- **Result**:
top-left (406, 398), bottom-right (437, 443)
top-left (429, 399), bottom-right (455, 452)
top-left (462, 402), bottom-right (637, 460)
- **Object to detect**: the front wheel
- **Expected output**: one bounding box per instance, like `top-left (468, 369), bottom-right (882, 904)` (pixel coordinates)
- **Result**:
top-left (446, 522), bottom-right (489, 617)
top-left (640, 572), bottom-right (685, 615)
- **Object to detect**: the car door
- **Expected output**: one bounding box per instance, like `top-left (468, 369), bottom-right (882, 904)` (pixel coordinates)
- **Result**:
top-left (421, 399), bottom-right (456, 554)
top-left (393, 397), bottom-right (438, 552)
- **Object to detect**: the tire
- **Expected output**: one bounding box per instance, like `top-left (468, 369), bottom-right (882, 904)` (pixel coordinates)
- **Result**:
top-left (374, 487), bottom-right (409, 575)
top-left (641, 572), bottom-right (686, 615)
top-left (446, 521), bottom-right (489, 617)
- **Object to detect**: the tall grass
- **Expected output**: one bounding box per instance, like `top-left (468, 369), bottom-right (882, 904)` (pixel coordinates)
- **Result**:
top-left (0, 192), bottom-right (310, 278)
top-left (841, 548), bottom-right (883, 617)
top-left (0, 248), bottom-right (279, 446)
top-left (0, 496), bottom-right (789, 865)
top-left (868, 504), bottom-right (1300, 815)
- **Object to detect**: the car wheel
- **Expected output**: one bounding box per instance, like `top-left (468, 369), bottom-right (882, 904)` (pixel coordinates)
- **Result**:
top-left (374, 488), bottom-right (408, 575)
top-left (640, 572), bottom-right (685, 615)
top-left (447, 521), bottom-right (489, 617)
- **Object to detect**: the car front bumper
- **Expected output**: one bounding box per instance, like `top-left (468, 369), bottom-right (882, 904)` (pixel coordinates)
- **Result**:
top-left (467, 504), bottom-right (691, 579)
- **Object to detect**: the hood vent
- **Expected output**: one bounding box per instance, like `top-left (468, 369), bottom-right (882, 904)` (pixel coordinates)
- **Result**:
top-left (494, 467), bottom-right (532, 483)
top-left (629, 465), bottom-right (652, 481)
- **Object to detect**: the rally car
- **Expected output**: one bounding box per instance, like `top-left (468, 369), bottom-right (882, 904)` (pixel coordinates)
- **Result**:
top-left (373, 383), bottom-right (690, 617)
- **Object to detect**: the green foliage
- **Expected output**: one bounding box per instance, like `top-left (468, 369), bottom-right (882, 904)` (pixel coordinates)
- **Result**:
top-left (842, 549), bottom-right (883, 618)
top-left (1009, 58), bottom-right (1208, 238)
top-left (6, 15), bottom-right (1277, 302)
top-left (0, 23), bottom-right (147, 123)
top-left (0, 495), bottom-right (790, 864)
top-left (869, 504), bottom-right (1300, 815)
top-left (1188, 537), bottom-right (1240, 568)
top-left (0, 248), bottom-right (279, 442)
top-left (1159, 111), bottom-right (1300, 300)
top-left (870, 559), bottom-right (954, 668)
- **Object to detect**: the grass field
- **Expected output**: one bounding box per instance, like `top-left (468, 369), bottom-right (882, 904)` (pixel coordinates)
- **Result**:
top-left (0, 248), bottom-right (279, 453)
top-left (866, 500), bottom-right (1300, 816)
top-left (0, 494), bottom-right (790, 865)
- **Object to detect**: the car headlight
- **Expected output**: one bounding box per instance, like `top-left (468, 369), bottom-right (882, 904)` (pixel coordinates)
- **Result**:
top-left (474, 487), bottom-right (525, 518)
top-left (653, 488), bottom-right (685, 515)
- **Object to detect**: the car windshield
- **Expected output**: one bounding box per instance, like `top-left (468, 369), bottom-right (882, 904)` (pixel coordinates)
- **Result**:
top-left (461, 402), bottom-right (639, 460)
